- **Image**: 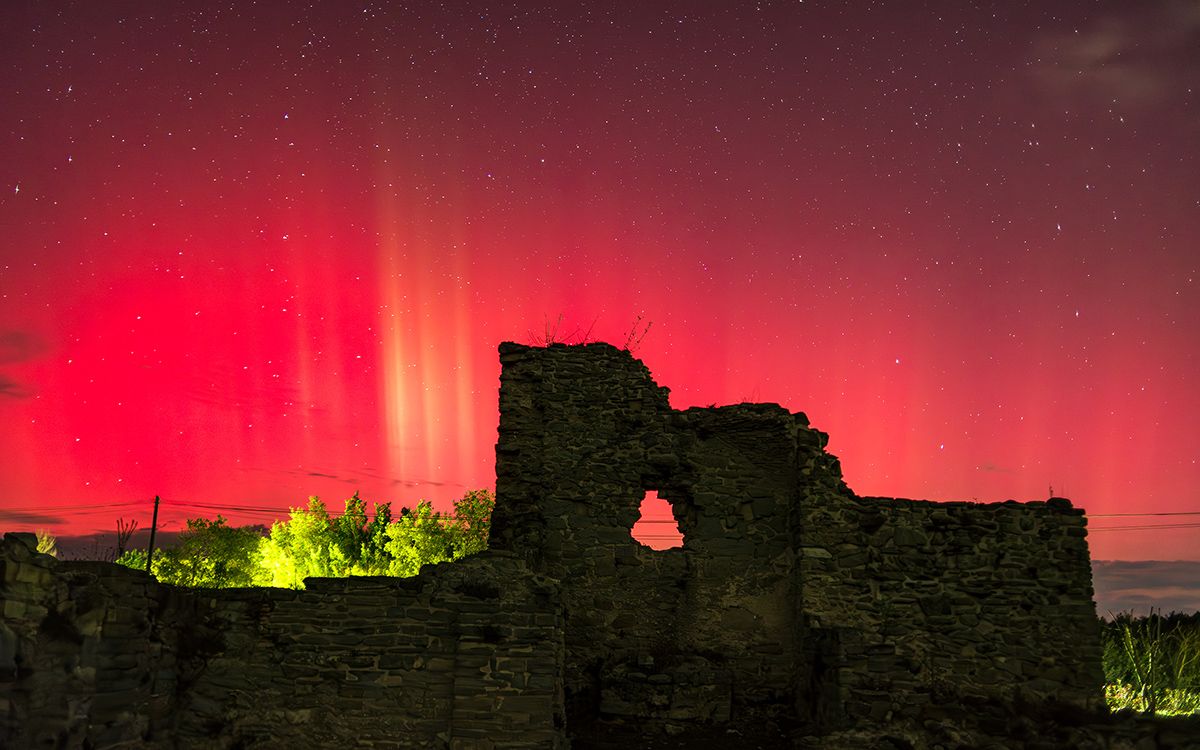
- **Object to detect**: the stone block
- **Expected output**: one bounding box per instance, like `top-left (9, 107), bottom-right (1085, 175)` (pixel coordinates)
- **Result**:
top-left (2, 599), bottom-right (26, 619)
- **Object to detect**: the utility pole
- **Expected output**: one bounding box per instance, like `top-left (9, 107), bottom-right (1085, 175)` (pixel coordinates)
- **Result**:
top-left (145, 495), bottom-right (160, 575)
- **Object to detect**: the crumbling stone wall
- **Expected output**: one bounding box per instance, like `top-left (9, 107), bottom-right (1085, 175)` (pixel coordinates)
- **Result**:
top-left (799, 495), bottom-right (1104, 729)
top-left (0, 534), bottom-right (566, 749)
top-left (2, 341), bottom-right (1110, 747)
top-left (490, 341), bottom-right (1104, 736)
top-left (491, 343), bottom-right (811, 730)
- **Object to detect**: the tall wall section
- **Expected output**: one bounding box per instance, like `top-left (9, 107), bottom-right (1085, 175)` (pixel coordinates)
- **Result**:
top-left (491, 343), bottom-right (811, 731)
top-left (0, 534), bottom-right (566, 749)
top-left (490, 341), bottom-right (1104, 735)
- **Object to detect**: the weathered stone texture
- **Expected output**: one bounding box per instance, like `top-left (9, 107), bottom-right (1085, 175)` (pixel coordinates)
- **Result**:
top-left (799, 494), bottom-right (1105, 729)
top-left (490, 342), bottom-right (1107, 741)
top-left (0, 536), bottom-right (565, 749)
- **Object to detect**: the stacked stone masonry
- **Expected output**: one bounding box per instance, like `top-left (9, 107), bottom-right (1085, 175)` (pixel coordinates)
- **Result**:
top-left (0, 535), bottom-right (566, 749)
top-left (4, 341), bottom-right (1169, 748)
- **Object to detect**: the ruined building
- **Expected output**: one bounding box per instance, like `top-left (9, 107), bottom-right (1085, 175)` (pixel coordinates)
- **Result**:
top-left (1, 342), bottom-right (1109, 748)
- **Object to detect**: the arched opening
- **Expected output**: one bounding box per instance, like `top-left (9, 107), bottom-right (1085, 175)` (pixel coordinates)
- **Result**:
top-left (630, 490), bottom-right (683, 550)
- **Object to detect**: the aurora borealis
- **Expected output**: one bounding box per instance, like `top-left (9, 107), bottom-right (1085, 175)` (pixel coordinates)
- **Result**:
top-left (1, 1), bottom-right (1197, 562)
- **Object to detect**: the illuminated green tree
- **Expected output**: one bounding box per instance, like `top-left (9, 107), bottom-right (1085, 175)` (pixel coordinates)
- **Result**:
top-left (383, 489), bottom-right (495, 577)
top-left (384, 500), bottom-right (455, 577)
top-left (117, 515), bottom-right (263, 588)
top-left (115, 489), bottom-right (495, 589)
top-left (331, 491), bottom-right (393, 575)
top-left (446, 488), bottom-right (494, 558)
top-left (258, 494), bottom-right (397, 587)
top-left (258, 497), bottom-right (346, 588)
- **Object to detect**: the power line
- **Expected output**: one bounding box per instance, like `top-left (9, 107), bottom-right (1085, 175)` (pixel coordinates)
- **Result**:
top-left (9, 497), bottom-right (1200, 536)
top-left (1090, 511), bottom-right (1200, 518)
top-left (0, 500), bottom-right (146, 513)
top-left (1090, 523), bottom-right (1200, 532)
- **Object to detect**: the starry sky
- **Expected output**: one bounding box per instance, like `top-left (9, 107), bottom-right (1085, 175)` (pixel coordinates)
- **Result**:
top-left (1, 0), bottom-right (1197, 562)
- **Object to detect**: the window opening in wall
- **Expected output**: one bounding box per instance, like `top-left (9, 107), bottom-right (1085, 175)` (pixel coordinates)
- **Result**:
top-left (630, 490), bottom-right (683, 550)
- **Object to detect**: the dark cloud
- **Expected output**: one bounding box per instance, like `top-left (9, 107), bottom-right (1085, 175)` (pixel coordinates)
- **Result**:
top-left (303, 465), bottom-right (459, 490)
top-left (54, 530), bottom-right (184, 561)
top-left (0, 329), bottom-right (48, 364)
top-left (260, 466), bottom-right (459, 491)
top-left (0, 329), bottom-right (46, 398)
top-left (391, 478), bottom-right (456, 489)
top-left (0, 374), bottom-right (34, 399)
top-left (1092, 560), bottom-right (1200, 616)
top-left (0, 509), bottom-right (70, 526)
top-left (1028, 0), bottom-right (1200, 109)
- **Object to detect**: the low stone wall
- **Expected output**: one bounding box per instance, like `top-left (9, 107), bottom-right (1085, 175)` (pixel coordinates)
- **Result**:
top-left (799, 495), bottom-right (1105, 727)
top-left (0, 534), bottom-right (566, 749)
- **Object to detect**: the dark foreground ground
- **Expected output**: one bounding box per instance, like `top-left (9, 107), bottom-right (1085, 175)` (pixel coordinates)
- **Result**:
top-left (569, 711), bottom-right (1200, 750)
top-left (572, 720), bottom-right (793, 749)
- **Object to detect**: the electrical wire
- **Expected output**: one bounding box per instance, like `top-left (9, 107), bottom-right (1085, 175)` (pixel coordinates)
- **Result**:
top-left (1089, 523), bottom-right (1200, 532)
top-left (8, 498), bottom-right (1200, 535)
top-left (1090, 511), bottom-right (1200, 518)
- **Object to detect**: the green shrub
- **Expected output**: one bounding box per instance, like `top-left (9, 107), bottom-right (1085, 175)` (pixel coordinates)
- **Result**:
top-left (1102, 610), bottom-right (1200, 716)
top-left (118, 516), bottom-right (263, 588)
top-left (35, 529), bottom-right (57, 557)
top-left (117, 489), bottom-right (494, 590)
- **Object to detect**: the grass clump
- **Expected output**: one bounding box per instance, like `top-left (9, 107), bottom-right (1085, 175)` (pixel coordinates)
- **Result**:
top-left (1102, 610), bottom-right (1200, 716)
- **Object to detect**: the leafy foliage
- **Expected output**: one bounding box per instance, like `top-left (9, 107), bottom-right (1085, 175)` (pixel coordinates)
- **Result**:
top-left (118, 548), bottom-right (148, 571)
top-left (117, 516), bottom-right (263, 588)
top-left (383, 489), bottom-right (495, 576)
top-left (35, 529), bottom-right (57, 557)
top-left (258, 497), bottom-right (344, 587)
top-left (447, 488), bottom-right (494, 559)
top-left (385, 500), bottom-right (456, 577)
top-left (332, 491), bottom-right (393, 575)
top-left (1102, 611), bottom-right (1200, 716)
top-left (115, 489), bottom-right (494, 590)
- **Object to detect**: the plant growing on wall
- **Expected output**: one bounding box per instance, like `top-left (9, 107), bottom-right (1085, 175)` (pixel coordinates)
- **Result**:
top-left (528, 313), bottom-right (598, 346)
top-left (35, 529), bottom-right (57, 557)
top-left (622, 314), bottom-right (652, 353)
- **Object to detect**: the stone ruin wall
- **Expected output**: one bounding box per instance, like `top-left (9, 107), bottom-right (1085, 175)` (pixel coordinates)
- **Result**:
top-left (490, 342), bottom-right (810, 726)
top-left (799, 493), bottom-right (1103, 729)
top-left (1, 340), bottom-right (1108, 747)
top-left (0, 537), bottom-right (566, 749)
top-left (489, 342), bottom-right (1105, 732)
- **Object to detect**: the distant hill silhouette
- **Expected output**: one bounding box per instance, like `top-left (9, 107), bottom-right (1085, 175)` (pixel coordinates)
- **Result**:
top-left (53, 529), bottom-right (183, 562)
top-left (1092, 559), bottom-right (1200, 616)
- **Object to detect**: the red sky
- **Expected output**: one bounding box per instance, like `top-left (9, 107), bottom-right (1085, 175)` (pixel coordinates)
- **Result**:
top-left (1, 1), bottom-right (1197, 561)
